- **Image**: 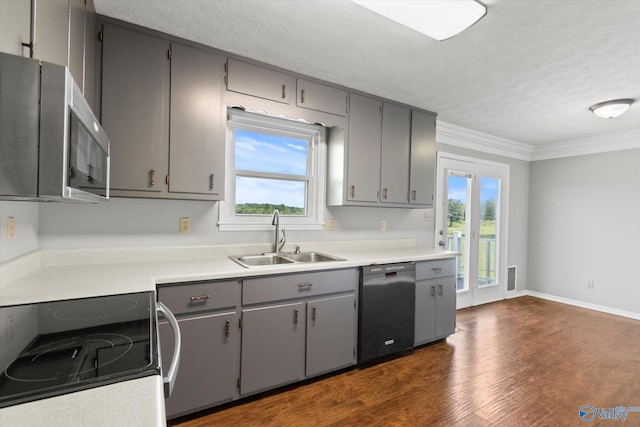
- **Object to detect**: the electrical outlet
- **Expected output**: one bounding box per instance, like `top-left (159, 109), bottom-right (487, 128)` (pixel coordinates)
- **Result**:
top-left (587, 281), bottom-right (594, 289)
top-left (424, 209), bottom-right (433, 222)
top-left (325, 219), bottom-right (336, 231)
top-left (380, 220), bottom-right (387, 232)
top-left (7, 217), bottom-right (15, 240)
top-left (179, 217), bottom-right (191, 233)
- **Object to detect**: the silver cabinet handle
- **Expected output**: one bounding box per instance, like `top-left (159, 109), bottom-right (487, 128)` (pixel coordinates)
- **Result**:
top-left (294, 309), bottom-right (299, 324)
top-left (431, 285), bottom-right (436, 297)
top-left (411, 190), bottom-right (417, 201)
top-left (350, 185), bottom-right (355, 198)
top-left (282, 84), bottom-right (286, 99)
top-left (190, 294), bottom-right (210, 301)
top-left (312, 307), bottom-right (317, 322)
top-left (157, 302), bottom-right (181, 398)
top-left (209, 174), bottom-right (215, 191)
top-left (225, 319), bottom-right (231, 337)
top-left (383, 188), bottom-right (388, 200)
top-left (432, 267), bottom-right (442, 272)
top-left (149, 169), bottom-right (156, 187)
top-left (438, 284), bottom-right (443, 296)
top-left (298, 282), bottom-right (313, 288)
top-left (300, 89), bottom-right (305, 103)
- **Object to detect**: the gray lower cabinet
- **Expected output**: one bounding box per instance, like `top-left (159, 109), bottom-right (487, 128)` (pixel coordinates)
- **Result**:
top-left (240, 301), bottom-right (305, 395)
top-left (240, 268), bottom-right (358, 396)
top-left (306, 294), bottom-right (357, 377)
top-left (158, 280), bottom-right (239, 419)
top-left (414, 259), bottom-right (457, 346)
top-left (159, 311), bottom-right (238, 418)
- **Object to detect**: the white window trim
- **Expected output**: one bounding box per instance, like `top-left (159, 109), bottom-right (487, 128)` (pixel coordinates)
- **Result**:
top-left (218, 109), bottom-right (326, 231)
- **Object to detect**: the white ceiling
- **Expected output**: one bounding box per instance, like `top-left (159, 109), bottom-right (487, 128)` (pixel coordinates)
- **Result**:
top-left (93, 0), bottom-right (640, 148)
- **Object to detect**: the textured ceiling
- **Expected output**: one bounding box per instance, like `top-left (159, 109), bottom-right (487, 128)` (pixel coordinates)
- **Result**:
top-left (93, 0), bottom-right (640, 147)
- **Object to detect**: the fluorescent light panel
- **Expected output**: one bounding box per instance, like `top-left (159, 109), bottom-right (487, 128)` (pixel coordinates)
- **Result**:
top-left (352, 0), bottom-right (487, 41)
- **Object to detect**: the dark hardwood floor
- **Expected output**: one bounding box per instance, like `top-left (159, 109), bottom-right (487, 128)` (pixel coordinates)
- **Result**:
top-left (172, 296), bottom-right (640, 426)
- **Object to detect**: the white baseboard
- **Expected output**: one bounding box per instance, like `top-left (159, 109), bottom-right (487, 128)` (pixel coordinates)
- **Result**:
top-left (524, 291), bottom-right (640, 321)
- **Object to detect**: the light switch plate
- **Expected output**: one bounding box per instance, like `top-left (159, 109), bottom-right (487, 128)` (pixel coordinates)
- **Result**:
top-left (325, 219), bottom-right (336, 231)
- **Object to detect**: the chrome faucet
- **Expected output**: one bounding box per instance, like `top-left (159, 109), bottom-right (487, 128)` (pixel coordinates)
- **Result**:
top-left (271, 209), bottom-right (286, 254)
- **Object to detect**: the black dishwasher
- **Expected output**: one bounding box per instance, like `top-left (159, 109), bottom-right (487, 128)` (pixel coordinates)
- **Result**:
top-left (358, 262), bottom-right (416, 363)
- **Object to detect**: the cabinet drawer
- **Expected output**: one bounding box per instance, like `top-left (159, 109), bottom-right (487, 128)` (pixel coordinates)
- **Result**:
top-left (243, 269), bottom-right (358, 305)
top-left (416, 259), bottom-right (456, 281)
top-left (158, 280), bottom-right (239, 315)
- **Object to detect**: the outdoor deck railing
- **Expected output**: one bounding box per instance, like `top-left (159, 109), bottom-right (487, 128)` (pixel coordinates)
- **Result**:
top-left (447, 232), bottom-right (496, 290)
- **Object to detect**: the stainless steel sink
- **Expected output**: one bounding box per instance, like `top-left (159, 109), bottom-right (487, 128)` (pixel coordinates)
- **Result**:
top-left (230, 251), bottom-right (344, 268)
top-left (284, 252), bottom-right (344, 263)
top-left (232, 254), bottom-right (295, 267)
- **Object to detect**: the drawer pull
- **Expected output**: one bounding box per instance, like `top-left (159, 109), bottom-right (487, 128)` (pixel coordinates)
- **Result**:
top-left (225, 319), bottom-right (231, 337)
top-left (190, 294), bottom-right (211, 302)
top-left (431, 267), bottom-right (443, 272)
top-left (298, 282), bottom-right (313, 288)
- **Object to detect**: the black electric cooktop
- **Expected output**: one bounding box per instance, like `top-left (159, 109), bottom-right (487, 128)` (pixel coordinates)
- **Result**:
top-left (0, 292), bottom-right (160, 408)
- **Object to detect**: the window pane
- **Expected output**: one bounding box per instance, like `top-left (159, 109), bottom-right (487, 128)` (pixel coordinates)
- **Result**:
top-left (447, 174), bottom-right (470, 292)
top-left (478, 176), bottom-right (499, 286)
top-left (235, 129), bottom-right (308, 175)
top-left (236, 177), bottom-right (306, 215)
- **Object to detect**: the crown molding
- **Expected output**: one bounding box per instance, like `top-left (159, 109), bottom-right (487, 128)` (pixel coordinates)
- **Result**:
top-left (436, 121), bottom-right (535, 161)
top-left (531, 128), bottom-right (640, 161)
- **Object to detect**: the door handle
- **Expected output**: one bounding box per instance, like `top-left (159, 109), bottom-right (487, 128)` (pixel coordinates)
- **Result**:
top-left (438, 240), bottom-right (445, 247)
top-left (157, 302), bottom-right (181, 398)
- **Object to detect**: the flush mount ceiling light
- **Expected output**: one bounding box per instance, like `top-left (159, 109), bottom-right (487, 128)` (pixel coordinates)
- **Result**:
top-left (351, 0), bottom-right (487, 41)
top-left (589, 99), bottom-right (635, 119)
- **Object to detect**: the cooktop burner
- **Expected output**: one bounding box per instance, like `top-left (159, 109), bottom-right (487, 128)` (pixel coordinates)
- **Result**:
top-left (0, 292), bottom-right (159, 408)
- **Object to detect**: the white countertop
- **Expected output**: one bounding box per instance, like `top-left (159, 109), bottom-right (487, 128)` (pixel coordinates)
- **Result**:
top-left (0, 240), bottom-right (458, 306)
top-left (0, 376), bottom-right (165, 427)
top-left (0, 240), bottom-right (458, 426)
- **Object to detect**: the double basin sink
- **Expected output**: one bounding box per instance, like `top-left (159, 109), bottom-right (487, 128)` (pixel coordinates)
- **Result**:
top-left (230, 252), bottom-right (345, 268)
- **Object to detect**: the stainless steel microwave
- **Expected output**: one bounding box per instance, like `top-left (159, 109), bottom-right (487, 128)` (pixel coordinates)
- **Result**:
top-left (0, 52), bottom-right (110, 203)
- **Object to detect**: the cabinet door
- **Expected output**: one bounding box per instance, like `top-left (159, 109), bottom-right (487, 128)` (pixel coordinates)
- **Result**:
top-left (296, 79), bottom-right (348, 116)
top-left (100, 23), bottom-right (168, 193)
top-left (168, 43), bottom-right (224, 197)
top-left (380, 103), bottom-right (411, 204)
top-left (68, 0), bottom-right (85, 87)
top-left (240, 302), bottom-right (305, 395)
top-left (347, 93), bottom-right (382, 203)
top-left (159, 311), bottom-right (238, 418)
top-left (226, 58), bottom-right (295, 104)
top-left (32, 0), bottom-right (69, 69)
top-left (0, 0), bottom-right (30, 56)
top-left (414, 280), bottom-right (437, 346)
top-left (409, 110), bottom-right (437, 206)
top-left (435, 278), bottom-right (457, 339)
top-left (306, 294), bottom-right (356, 377)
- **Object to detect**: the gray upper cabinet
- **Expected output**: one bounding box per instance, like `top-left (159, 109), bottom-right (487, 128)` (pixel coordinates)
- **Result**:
top-left (100, 23), bottom-right (168, 194)
top-left (381, 103), bottom-right (411, 204)
top-left (226, 58), bottom-right (295, 104)
top-left (328, 93), bottom-right (437, 208)
top-left (346, 93), bottom-right (382, 203)
top-left (409, 110), bottom-right (437, 206)
top-left (0, 0), bottom-right (94, 99)
top-left (168, 43), bottom-right (224, 196)
top-left (296, 78), bottom-right (348, 116)
top-left (99, 22), bottom-right (225, 200)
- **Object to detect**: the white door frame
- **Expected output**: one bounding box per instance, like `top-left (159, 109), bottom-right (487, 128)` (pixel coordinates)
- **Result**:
top-left (435, 152), bottom-right (510, 308)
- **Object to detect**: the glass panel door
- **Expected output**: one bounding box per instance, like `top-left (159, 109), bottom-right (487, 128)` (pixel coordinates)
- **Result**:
top-left (447, 173), bottom-right (472, 293)
top-left (436, 155), bottom-right (509, 309)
